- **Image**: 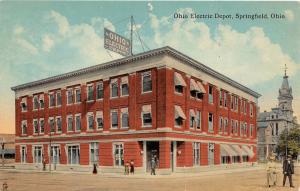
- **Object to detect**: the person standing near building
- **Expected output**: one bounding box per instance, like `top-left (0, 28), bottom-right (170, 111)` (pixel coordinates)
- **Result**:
top-left (130, 160), bottom-right (135, 175)
top-left (282, 155), bottom-right (294, 188)
top-left (150, 157), bottom-right (156, 175)
top-left (124, 161), bottom-right (130, 175)
top-left (266, 154), bottom-right (278, 187)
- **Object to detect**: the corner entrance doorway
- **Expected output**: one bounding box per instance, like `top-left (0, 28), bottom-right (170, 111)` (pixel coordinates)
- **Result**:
top-left (146, 141), bottom-right (159, 172)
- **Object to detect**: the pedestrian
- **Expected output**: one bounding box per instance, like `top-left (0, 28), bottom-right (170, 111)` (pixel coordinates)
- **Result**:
top-left (92, 163), bottom-right (97, 174)
top-left (150, 157), bottom-right (156, 175)
top-left (42, 157), bottom-right (46, 171)
top-left (282, 155), bottom-right (294, 188)
top-left (266, 154), bottom-right (278, 187)
top-left (124, 161), bottom-right (130, 175)
top-left (130, 160), bottom-right (135, 174)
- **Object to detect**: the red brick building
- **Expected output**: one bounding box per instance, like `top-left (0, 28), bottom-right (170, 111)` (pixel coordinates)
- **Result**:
top-left (12, 47), bottom-right (260, 174)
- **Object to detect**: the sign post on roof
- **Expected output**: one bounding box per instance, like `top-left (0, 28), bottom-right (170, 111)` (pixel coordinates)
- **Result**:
top-left (104, 28), bottom-right (131, 57)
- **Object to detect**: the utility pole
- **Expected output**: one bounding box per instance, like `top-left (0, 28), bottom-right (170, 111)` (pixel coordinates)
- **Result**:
top-left (49, 127), bottom-right (52, 172)
top-left (130, 15), bottom-right (133, 56)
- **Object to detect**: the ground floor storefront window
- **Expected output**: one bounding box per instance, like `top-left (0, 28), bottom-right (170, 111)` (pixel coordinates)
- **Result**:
top-left (33, 146), bottom-right (42, 164)
top-left (232, 156), bottom-right (240, 163)
top-left (193, 142), bottom-right (200, 166)
top-left (68, 145), bottom-right (80, 165)
top-left (114, 143), bottom-right (124, 166)
top-left (242, 155), bottom-right (249, 162)
top-left (90, 142), bottom-right (99, 164)
top-left (221, 156), bottom-right (230, 164)
top-left (50, 146), bottom-right (60, 164)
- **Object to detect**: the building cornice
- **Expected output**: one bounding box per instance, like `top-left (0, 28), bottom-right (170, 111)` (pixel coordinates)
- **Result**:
top-left (11, 46), bottom-right (261, 98)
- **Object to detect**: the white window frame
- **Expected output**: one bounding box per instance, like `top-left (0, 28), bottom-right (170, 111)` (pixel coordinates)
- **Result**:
top-left (113, 143), bottom-right (124, 167)
top-left (21, 120), bottom-right (27, 135)
top-left (56, 116), bottom-right (62, 133)
top-left (74, 87), bottom-right (81, 104)
top-left (193, 142), bottom-right (200, 166)
top-left (224, 118), bottom-right (228, 134)
top-left (250, 124), bottom-right (253, 137)
top-left (32, 145), bottom-right (43, 164)
top-left (235, 120), bottom-right (238, 135)
top-left (219, 117), bottom-right (223, 134)
top-left (110, 109), bottom-right (118, 129)
top-left (49, 145), bottom-right (60, 165)
top-left (96, 111), bottom-right (103, 130)
top-left (196, 111), bottom-right (201, 130)
top-left (86, 84), bottom-right (94, 102)
top-left (39, 118), bottom-right (44, 134)
top-left (120, 108), bottom-right (129, 128)
top-left (33, 95), bottom-right (39, 111)
top-left (89, 142), bottom-right (99, 165)
top-left (33, 119), bottom-right (39, 134)
top-left (66, 144), bottom-right (80, 165)
top-left (142, 106), bottom-right (152, 128)
top-left (67, 115), bottom-right (73, 132)
top-left (250, 104), bottom-right (253, 117)
top-left (120, 77), bottom-right (129, 97)
top-left (96, 82), bottom-right (104, 100)
top-left (56, 91), bottom-right (62, 107)
top-left (39, 95), bottom-right (45, 109)
top-left (224, 93), bottom-right (227, 108)
top-left (48, 92), bottom-right (55, 108)
top-left (20, 145), bottom-right (27, 163)
top-left (110, 79), bottom-right (119, 98)
top-left (189, 110), bottom-right (195, 129)
top-left (208, 113), bottom-right (213, 132)
top-left (66, 88), bottom-right (73, 105)
top-left (87, 112), bottom-right (94, 131)
top-left (208, 85), bottom-right (213, 104)
top-left (20, 98), bottom-right (27, 112)
top-left (141, 71), bottom-right (152, 94)
top-left (49, 117), bottom-right (55, 133)
top-left (75, 113), bottom-right (81, 132)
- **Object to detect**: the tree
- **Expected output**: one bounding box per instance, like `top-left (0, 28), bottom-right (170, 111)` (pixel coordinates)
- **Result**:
top-left (277, 127), bottom-right (300, 158)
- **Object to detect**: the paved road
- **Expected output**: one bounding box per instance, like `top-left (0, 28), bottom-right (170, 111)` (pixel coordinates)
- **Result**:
top-left (0, 166), bottom-right (299, 191)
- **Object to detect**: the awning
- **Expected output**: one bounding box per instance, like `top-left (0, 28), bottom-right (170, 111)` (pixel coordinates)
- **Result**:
top-left (197, 82), bottom-right (207, 94)
top-left (175, 105), bottom-right (186, 120)
top-left (142, 105), bottom-right (152, 113)
top-left (241, 145), bottom-right (254, 158)
top-left (121, 76), bottom-right (128, 84)
top-left (190, 79), bottom-right (201, 92)
top-left (231, 145), bottom-right (247, 156)
top-left (189, 109), bottom-right (196, 117)
top-left (174, 72), bottom-right (187, 87)
top-left (220, 144), bottom-right (239, 156)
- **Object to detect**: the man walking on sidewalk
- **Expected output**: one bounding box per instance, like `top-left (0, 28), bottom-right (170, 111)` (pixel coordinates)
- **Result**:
top-left (282, 155), bottom-right (294, 188)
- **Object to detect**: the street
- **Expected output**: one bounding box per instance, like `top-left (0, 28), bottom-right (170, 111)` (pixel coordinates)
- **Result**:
top-left (0, 165), bottom-right (299, 191)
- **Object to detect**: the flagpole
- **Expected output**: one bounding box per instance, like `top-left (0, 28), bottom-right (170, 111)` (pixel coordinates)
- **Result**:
top-left (130, 15), bottom-right (133, 56)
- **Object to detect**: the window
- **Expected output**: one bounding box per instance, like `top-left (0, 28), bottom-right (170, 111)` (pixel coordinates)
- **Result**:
top-left (224, 118), bottom-right (228, 134)
top-left (111, 79), bottom-right (118, 98)
top-left (224, 93), bottom-right (227, 107)
top-left (240, 100), bottom-right (244, 113)
top-left (49, 93), bottom-right (55, 107)
top-left (50, 146), bottom-right (60, 164)
top-left (75, 114), bottom-right (81, 131)
top-left (33, 96), bottom-right (39, 110)
top-left (174, 105), bottom-right (185, 127)
top-left (240, 122), bottom-right (244, 137)
top-left (87, 85), bottom-right (94, 101)
top-left (196, 111), bottom-right (201, 130)
top-left (67, 89), bottom-right (73, 105)
top-left (33, 146), bottom-right (42, 164)
top-left (40, 119), bottom-right (44, 134)
top-left (175, 85), bottom-right (183, 93)
top-left (208, 85), bottom-right (213, 104)
top-left (244, 101), bottom-right (247, 114)
top-left (250, 104), bottom-right (253, 117)
top-left (234, 96), bottom-right (238, 111)
top-left (114, 143), bottom-right (124, 166)
top-left (174, 72), bottom-right (186, 94)
top-left (90, 142), bottom-right (99, 164)
top-left (235, 121), bottom-right (238, 135)
top-left (142, 105), bottom-right (152, 127)
top-left (121, 77), bottom-right (129, 96)
top-left (21, 146), bottom-right (26, 163)
top-left (39, 96), bottom-right (45, 109)
top-left (96, 82), bottom-right (103, 100)
top-left (33, 119), bottom-right (38, 134)
top-left (56, 91), bottom-right (61, 106)
top-left (244, 123), bottom-right (248, 136)
top-left (111, 110), bottom-right (118, 129)
top-left (175, 117), bottom-right (183, 127)
top-left (193, 142), bottom-right (200, 166)
top-left (87, 113), bottom-right (94, 130)
top-left (219, 117), bottom-right (223, 133)
top-left (21, 98), bottom-right (27, 112)
top-left (67, 115), bottom-right (73, 132)
top-left (75, 88), bottom-right (81, 103)
top-left (190, 110), bottom-right (195, 129)
top-left (219, 90), bottom-right (223, 106)
top-left (142, 72), bottom-right (152, 93)
top-left (275, 123), bottom-right (278, 136)
top-left (67, 145), bottom-right (80, 165)
top-left (208, 113), bottom-right (213, 132)
top-left (96, 111), bottom-right (103, 130)
top-left (49, 118), bottom-right (55, 133)
top-left (208, 143), bottom-right (215, 165)
top-left (121, 108), bottom-right (129, 128)
top-left (231, 95), bottom-right (234, 110)
top-left (231, 120), bottom-right (234, 134)
top-left (249, 124), bottom-right (253, 137)
top-left (56, 117), bottom-right (62, 132)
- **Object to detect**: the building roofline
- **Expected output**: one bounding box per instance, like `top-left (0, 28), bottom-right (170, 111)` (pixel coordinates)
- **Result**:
top-left (11, 46), bottom-right (261, 98)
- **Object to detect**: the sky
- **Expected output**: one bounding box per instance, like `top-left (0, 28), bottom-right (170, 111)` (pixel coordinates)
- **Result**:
top-left (0, 1), bottom-right (300, 134)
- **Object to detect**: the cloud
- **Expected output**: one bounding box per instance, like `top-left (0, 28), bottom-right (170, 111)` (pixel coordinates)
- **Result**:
top-left (15, 38), bottom-right (38, 55)
top-left (148, 8), bottom-right (299, 86)
top-left (147, 2), bottom-right (153, 12)
top-left (49, 10), bottom-right (70, 36)
top-left (42, 34), bottom-right (55, 52)
top-left (13, 25), bottom-right (24, 35)
top-left (284, 9), bottom-right (294, 22)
